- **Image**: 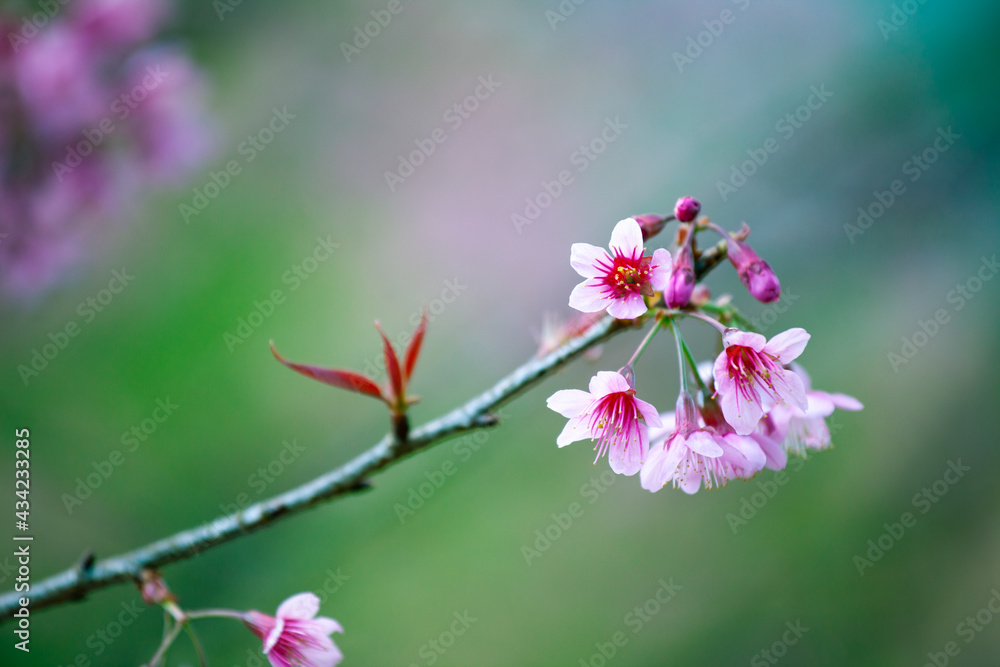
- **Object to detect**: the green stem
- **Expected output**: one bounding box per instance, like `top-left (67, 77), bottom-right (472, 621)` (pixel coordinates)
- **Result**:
top-left (184, 622), bottom-right (208, 667)
top-left (666, 320), bottom-right (689, 394)
top-left (678, 336), bottom-right (709, 395)
top-left (626, 315), bottom-right (665, 367)
top-left (700, 303), bottom-right (756, 332)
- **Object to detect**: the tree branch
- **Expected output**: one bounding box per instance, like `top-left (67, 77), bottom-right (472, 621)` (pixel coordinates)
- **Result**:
top-left (1, 243), bottom-right (728, 621)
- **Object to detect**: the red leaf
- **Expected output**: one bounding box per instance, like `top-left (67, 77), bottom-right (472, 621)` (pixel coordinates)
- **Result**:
top-left (374, 322), bottom-right (403, 401)
top-left (403, 309), bottom-right (428, 382)
top-left (270, 341), bottom-right (383, 399)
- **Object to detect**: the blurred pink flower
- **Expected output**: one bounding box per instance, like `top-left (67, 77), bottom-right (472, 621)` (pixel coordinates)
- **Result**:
top-left (640, 392), bottom-right (763, 494)
top-left (712, 328), bottom-right (809, 435)
top-left (243, 593), bottom-right (344, 667)
top-left (768, 363), bottom-right (863, 456)
top-left (569, 218), bottom-right (671, 320)
top-left (547, 370), bottom-right (661, 476)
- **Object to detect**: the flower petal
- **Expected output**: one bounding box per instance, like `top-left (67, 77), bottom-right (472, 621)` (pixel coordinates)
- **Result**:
top-left (569, 280), bottom-right (607, 313)
top-left (722, 329), bottom-right (767, 351)
top-left (685, 430), bottom-right (724, 457)
top-left (719, 378), bottom-right (763, 435)
top-left (752, 433), bottom-right (788, 471)
top-left (634, 397), bottom-right (663, 428)
top-left (608, 422), bottom-right (647, 476)
top-left (277, 592), bottom-right (321, 620)
top-left (608, 218), bottom-right (643, 257)
top-left (588, 370), bottom-right (630, 397)
top-left (605, 292), bottom-right (647, 319)
top-left (570, 243), bottom-right (610, 278)
top-left (764, 327), bottom-right (810, 363)
top-left (648, 248), bottom-right (673, 291)
top-left (546, 389), bottom-right (593, 418)
top-left (263, 617), bottom-right (285, 654)
top-left (828, 392), bottom-right (864, 411)
top-left (777, 367), bottom-right (808, 411)
top-left (556, 414), bottom-right (593, 447)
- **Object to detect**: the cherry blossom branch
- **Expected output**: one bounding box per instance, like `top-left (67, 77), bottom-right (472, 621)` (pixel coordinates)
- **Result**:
top-left (0, 241), bottom-right (729, 621)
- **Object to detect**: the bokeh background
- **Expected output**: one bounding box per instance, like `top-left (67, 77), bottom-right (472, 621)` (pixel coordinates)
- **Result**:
top-left (2, 1), bottom-right (1000, 665)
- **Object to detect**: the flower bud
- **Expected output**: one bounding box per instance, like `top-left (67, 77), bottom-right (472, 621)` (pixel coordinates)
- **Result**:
top-left (673, 197), bottom-right (701, 223)
top-left (727, 238), bottom-right (780, 303)
top-left (632, 214), bottom-right (667, 241)
top-left (664, 244), bottom-right (695, 308)
top-left (139, 569), bottom-right (175, 606)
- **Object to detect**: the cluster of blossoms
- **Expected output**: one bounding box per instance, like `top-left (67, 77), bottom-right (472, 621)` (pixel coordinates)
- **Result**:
top-left (547, 197), bottom-right (862, 493)
top-left (0, 0), bottom-right (212, 298)
top-left (138, 571), bottom-right (343, 667)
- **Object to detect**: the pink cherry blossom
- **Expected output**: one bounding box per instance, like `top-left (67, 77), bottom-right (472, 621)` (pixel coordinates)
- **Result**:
top-left (640, 392), bottom-right (764, 494)
top-left (712, 328), bottom-right (810, 435)
top-left (243, 593), bottom-right (344, 667)
top-left (546, 370), bottom-right (662, 476)
top-left (569, 218), bottom-right (672, 320)
top-left (768, 363), bottom-right (863, 456)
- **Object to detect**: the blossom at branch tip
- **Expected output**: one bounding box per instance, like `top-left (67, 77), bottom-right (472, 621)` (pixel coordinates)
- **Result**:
top-left (768, 363), bottom-right (863, 456)
top-left (569, 218), bottom-right (672, 320)
top-left (640, 392), bottom-right (764, 494)
top-left (712, 327), bottom-right (810, 435)
top-left (546, 370), bottom-right (661, 476)
top-left (271, 311), bottom-right (428, 416)
top-left (243, 593), bottom-right (343, 667)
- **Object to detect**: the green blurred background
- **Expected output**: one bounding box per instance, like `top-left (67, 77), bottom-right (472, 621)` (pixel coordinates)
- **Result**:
top-left (3, 1), bottom-right (1000, 665)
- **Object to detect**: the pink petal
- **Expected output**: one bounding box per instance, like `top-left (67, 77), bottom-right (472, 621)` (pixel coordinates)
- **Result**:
top-left (263, 617), bottom-right (285, 654)
top-left (570, 243), bottom-right (610, 278)
top-left (556, 414), bottom-right (593, 447)
top-left (608, 218), bottom-right (643, 256)
top-left (569, 280), bottom-right (607, 313)
top-left (828, 392), bottom-right (864, 411)
top-left (803, 392), bottom-right (837, 418)
top-left (312, 617), bottom-right (344, 635)
top-left (722, 329), bottom-right (767, 351)
top-left (752, 434), bottom-right (788, 471)
top-left (608, 423), bottom-right (647, 476)
top-left (546, 389), bottom-right (594, 418)
top-left (719, 380), bottom-right (763, 435)
top-left (588, 370), bottom-right (630, 397)
top-left (677, 465), bottom-right (704, 494)
top-left (605, 292), bottom-right (647, 319)
top-left (634, 397), bottom-right (663, 429)
top-left (764, 328), bottom-right (810, 363)
top-left (777, 367), bottom-right (808, 411)
top-left (277, 593), bottom-right (320, 620)
top-left (723, 434), bottom-right (766, 473)
top-left (647, 411), bottom-right (676, 443)
top-left (648, 247), bottom-right (673, 291)
top-left (685, 430), bottom-right (724, 457)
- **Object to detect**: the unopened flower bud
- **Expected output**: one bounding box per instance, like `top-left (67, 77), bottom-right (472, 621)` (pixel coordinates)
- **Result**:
top-left (665, 244), bottom-right (695, 309)
top-left (139, 570), bottom-right (175, 606)
top-left (632, 214), bottom-right (667, 241)
top-left (727, 238), bottom-right (781, 303)
top-left (674, 197), bottom-right (701, 223)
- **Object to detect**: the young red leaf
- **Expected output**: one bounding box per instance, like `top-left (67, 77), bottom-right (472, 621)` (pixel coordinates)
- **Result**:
top-left (270, 341), bottom-right (383, 399)
top-left (403, 309), bottom-right (428, 382)
top-left (374, 322), bottom-right (403, 401)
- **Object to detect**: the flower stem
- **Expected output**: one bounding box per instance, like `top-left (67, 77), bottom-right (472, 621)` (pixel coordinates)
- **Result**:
top-left (184, 622), bottom-right (208, 667)
top-left (667, 320), bottom-right (689, 393)
top-left (678, 335), bottom-right (709, 395)
top-left (681, 310), bottom-right (728, 335)
top-left (699, 302), bottom-right (757, 332)
top-left (626, 314), bottom-right (666, 367)
top-left (185, 608), bottom-right (246, 621)
top-left (144, 617), bottom-right (184, 667)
